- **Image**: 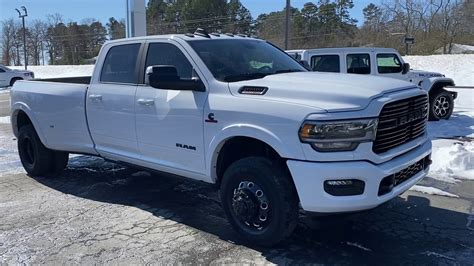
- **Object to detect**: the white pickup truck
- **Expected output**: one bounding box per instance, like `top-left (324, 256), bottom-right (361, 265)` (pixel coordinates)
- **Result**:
top-left (11, 30), bottom-right (432, 246)
top-left (0, 65), bottom-right (34, 87)
top-left (286, 48), bottom-right (457, 121)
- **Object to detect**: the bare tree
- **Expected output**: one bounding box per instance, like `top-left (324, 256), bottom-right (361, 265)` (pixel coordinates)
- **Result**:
top-left (28, 20), bottom-right (47, 65)
top-left (437, 0), bottom-right (463, 53)
top-left (1, 19), bottom-right (16, 65)
top-left (11, 22), bottom-right (23, 65)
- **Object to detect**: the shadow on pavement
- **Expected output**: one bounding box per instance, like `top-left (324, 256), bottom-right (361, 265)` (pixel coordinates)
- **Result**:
top-left (428, 111), bottom-right (474, 140)
top-left (30, 155), bottom-right (474, 265)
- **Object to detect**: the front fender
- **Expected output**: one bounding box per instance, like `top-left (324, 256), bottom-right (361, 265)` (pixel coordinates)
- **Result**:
top-left (420, 77), bottom-right (455, 93)
top-left (206, 123), bottom-right (305, 180)
top-left (11, 102), bottom-right (49, 147)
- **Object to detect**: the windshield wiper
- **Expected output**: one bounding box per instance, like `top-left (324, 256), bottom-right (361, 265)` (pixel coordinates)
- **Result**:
top-left (223, 73), bottom-right (268, 82)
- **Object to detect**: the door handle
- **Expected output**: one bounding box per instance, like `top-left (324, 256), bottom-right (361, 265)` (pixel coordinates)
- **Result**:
top-left (89, 94), bottom-right (102, 101)
top-left (137, 99), bottom-right (155, 106)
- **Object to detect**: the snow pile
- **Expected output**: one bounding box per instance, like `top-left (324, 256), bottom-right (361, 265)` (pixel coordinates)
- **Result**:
top-left (9, 65), bottom-right (94, 79)
top-left (404, 54), bottom-right (474, 86)
top-left (434, 43), bottom-right (474, 54)
top-left (429, 140), bottom-right (474, 182)
top-left (410, 185), bottom-right (459, 198)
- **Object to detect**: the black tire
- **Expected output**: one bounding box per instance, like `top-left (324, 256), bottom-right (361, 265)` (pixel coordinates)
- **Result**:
top-left (429, 90), bottom-right (454, 121)
top-left (49, 151), bottom-right (69, 176)
top-left (219, 157), bottom-right (299, 246)
top-left (18, 125), bottom-right (69, 177)
top-left (10, 77), bottom-right (22, 87)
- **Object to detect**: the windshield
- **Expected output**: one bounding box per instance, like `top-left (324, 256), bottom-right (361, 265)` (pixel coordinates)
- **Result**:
top-left (188, 39), bottom-right (306, 82)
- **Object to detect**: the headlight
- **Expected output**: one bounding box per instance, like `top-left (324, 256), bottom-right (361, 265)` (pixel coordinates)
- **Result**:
top-left (299, 118), bottom-right (378, 152)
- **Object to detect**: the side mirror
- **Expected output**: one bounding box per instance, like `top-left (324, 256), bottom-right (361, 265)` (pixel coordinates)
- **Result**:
top-left (299, 60), bottom-right (311, 71)
top-left (146, 65), bottom-right (205, 91)
top-left (402, 63), bottom-right (410, 74)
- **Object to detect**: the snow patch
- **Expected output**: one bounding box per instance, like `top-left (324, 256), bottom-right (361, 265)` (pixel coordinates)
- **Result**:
top-left (9, 65), bottom-right (94, 79)
top-left (429, 140), bottom-right (474, 182)
top-left (0, 134), bottom-right (24, 177)
top-left (421, 251), bottom-right (456, 261)
top-left (404, 54), bottom-right (474, 86)
top-left (0, 116), bottom-right (10, 124)
top-left (427, 109), bottom-right (474, 140)
top-left (345, 241), bottom-right (372, 252)
top-left (409, 185), bottom-right (459, 198)
top-left (434, 43), bottom-right (474, 54)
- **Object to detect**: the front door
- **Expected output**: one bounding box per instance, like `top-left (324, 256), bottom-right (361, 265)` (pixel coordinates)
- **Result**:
top-left (135, 41), bottom-right (208, 175)
top-left (375, 53), bottom-right (404, 80)
top-left (87, 43), bottom-right (141, 159)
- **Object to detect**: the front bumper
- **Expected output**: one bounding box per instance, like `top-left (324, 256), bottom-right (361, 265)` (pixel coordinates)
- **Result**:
top-left (287, 140), bottom-right (432, 213)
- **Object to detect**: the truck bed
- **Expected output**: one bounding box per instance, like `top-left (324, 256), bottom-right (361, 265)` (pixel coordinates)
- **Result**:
top-left (32, 76), bottom-right (92, 84)
top-left (10, 79), bottom-right (97, 155)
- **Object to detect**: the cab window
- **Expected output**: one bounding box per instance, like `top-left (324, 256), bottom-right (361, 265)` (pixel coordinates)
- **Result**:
top-left (347, 54), bottom-right (371, 74)
top-left (145, 43), bottom-right (193, 80)
top-left (311, 55), bottom-right (340, 72)
top-left (377, 53), bottom-right (403, 73)
top-left (100, 43), bottom-right (141, 84)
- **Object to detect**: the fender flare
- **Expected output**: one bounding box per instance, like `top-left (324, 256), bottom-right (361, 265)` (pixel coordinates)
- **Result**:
top-left (206, 123), bottom-right (297, 181)
top-left (9, 77), bottom-right (23, 86)
top-left (421, 77), bottom-right (455, 94)
top-left (11, 102), bottom-right (49, 147)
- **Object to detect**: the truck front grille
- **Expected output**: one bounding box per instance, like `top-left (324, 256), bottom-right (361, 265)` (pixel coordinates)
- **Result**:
top-left (378, 155), bottom-right (431, 196)
top-left (373, 95), bottom-right (428, 154)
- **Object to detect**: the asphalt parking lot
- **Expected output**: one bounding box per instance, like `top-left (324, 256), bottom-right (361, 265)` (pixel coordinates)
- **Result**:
top-left (0, 91), bottom-right (473, 264)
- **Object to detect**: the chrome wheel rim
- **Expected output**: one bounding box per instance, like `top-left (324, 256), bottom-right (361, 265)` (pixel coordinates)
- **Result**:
top-left (231, 181), bottom-right (270, 231)
top-left (434, 96), bottom-right (450, 117)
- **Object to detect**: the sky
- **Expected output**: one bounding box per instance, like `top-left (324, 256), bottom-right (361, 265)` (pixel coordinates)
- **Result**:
top-left (0, 0), bottom-right (379, 27)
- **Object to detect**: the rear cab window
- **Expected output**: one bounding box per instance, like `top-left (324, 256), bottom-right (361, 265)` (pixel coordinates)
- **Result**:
top-left (287, 52), bottom-right (301, 61)
top-left (100, 43), bottom-right (141, 84)
top-left (311, 54), bottom-right (340, 73)
top-left (377, 53), bottom-right (403, 74)
top-left (347, 53), bottom-right (371, 74)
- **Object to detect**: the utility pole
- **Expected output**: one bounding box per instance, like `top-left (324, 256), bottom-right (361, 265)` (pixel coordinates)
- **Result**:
top-left (15, 6), bottom-right (28, 70)
top-left (284, 0), bottom-right (290, 49)
top-left (125, 0), bottom-right (146, 38)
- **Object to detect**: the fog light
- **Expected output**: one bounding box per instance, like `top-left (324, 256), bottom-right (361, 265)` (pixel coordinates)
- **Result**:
top-left (324, 179), bottom-right (365, 196)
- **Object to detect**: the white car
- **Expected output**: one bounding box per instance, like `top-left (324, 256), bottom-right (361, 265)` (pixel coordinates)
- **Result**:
top-left (0, 65), bottom-right (34, 87)
top-left (287, 47), bottom-right (457, 120)
top-left (10, 30), bottom-right (431, 246)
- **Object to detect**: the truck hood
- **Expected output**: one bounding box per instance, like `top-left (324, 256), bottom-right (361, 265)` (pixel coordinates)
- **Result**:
top-left (228, 72), bottom-right (416, 112)
top-left (409, 69), bottom-right (444, 78)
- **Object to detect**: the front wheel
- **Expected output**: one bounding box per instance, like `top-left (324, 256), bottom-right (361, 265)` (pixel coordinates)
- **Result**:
top-left (429, 90), bottom-right (454, 121)
top-left (219, 157), bottom-right (299, 246)
top-left (18, 125), bottom-right (69, 177)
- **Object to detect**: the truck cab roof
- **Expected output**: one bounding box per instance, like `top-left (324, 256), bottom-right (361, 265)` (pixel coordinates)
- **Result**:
top-left (104, 32), bottom-right (259, 46)
top-left (286, 47), bottom-right (398, 54)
